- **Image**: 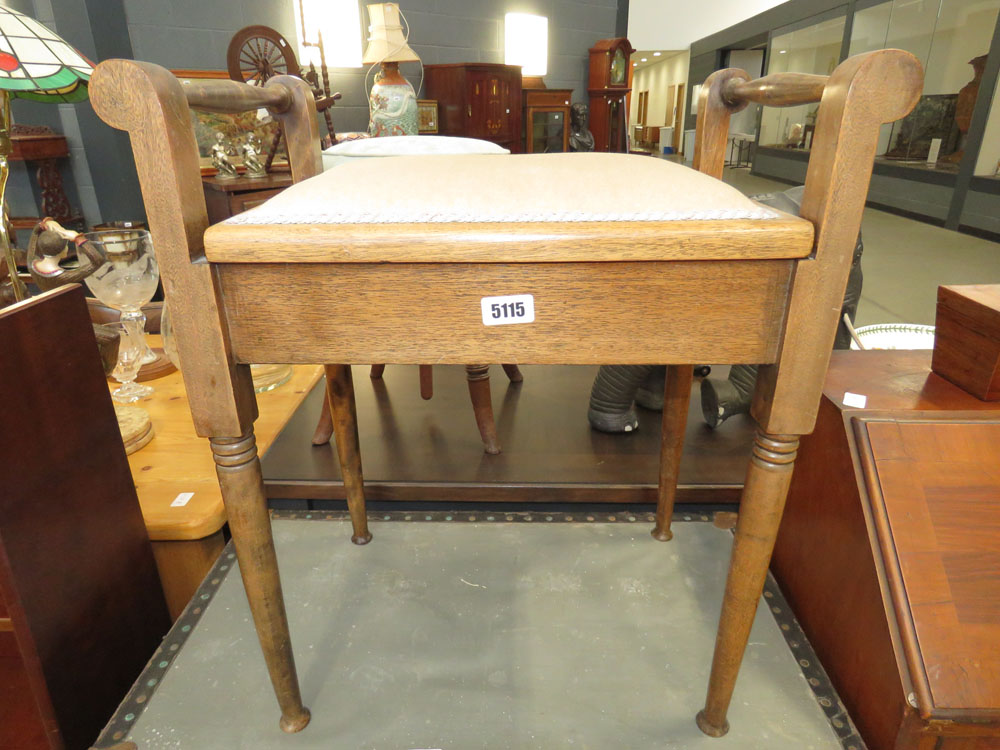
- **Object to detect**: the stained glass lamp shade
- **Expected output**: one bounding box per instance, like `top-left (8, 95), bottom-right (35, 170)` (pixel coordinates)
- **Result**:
top-left (0, 6), bottom-right (92, 102)
top-left (0, 5), bottom-right (92, 301)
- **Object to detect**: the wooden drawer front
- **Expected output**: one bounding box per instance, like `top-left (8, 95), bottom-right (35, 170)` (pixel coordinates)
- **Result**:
top-left (219, 259), bottom-right (792, 365)
top-left (229, 188), bottom-right (286, 217)
top-left (526, 90), bottom-right (572, 108)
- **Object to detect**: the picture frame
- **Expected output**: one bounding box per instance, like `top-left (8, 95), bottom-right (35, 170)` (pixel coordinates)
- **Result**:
top-left (171, 69), bottom-right (289, 176)
top-left (417, 99), bottom-right (438, 134)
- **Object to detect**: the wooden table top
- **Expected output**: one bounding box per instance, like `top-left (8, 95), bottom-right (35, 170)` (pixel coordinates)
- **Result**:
top-left (116, 339), bottom-right (322, 541)
top-left (856, 414), bottom-right (1000, 717)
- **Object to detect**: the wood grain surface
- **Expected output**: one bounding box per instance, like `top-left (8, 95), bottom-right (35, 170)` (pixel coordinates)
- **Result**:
top-left (219, 260), bottom-right (793, 365)
top-left (123, 338), bottom-right (322, 540)
top-left (203, 212), bottom-right (814, 264)
top-left (0, 286), bottom-right (170, 750)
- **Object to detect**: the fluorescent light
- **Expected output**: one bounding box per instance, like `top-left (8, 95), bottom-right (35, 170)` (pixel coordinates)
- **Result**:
top-left (778, 49), bottom-right (787, 54)
top-left (632, 62), bottom-right (637, 66)
top-left (653, 51), bottom-right (661, 56)
top-left (504, 13), bottom-right (548, 76)
top-left (294, 0), bottom-right (363, 68)
top-left (640, 57), bottom-right (647, 62)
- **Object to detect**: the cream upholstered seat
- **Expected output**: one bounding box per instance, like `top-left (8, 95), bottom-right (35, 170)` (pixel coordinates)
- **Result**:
top-left (226, 152), bottom-right (776, 226)
top-left (205, 152), bottom-right (811, 265)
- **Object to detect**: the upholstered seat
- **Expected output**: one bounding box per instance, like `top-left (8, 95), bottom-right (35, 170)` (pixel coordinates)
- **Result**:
top-left (205, 152), bottom-right (812, 265)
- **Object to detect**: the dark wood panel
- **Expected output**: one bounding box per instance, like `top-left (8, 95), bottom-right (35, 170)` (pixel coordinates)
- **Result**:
top-left (262, 364), bottom-right (754, 504)
top-left (0, 286), bottom-right (171, 750)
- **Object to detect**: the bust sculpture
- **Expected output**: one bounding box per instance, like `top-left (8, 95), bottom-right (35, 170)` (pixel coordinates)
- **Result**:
top-left (569, 102), bottom-right (595, 153)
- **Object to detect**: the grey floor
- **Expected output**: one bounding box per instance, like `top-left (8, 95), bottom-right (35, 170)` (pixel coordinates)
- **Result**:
top-left (125, 520), bottom-right (842, 749)
top-left (722, 167), bottom-right (1000, 327)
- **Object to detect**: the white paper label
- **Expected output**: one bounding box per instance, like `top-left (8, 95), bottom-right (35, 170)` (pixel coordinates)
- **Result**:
top-left (843, 392), bottom-right (867, 408)
top-left (481, 294), bottom-right (535, 326)
top-left (171, 492), bottom-right (195, 507)
top-left (927, 137), bottom-right (942, 164)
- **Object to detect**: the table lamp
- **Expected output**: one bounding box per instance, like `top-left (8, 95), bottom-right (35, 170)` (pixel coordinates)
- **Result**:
top-left (363, 3), bottom-right (420, 136)
top-left (505, 12), bottom-right (548, 89)
top-left (0, 5), bottom-right (91, 302)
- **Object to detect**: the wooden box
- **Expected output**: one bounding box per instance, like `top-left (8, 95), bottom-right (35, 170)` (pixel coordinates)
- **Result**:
top-left (932, 284), bottom-right (1000, 401)
top-left (772, 350), bottom-right (1000, 750)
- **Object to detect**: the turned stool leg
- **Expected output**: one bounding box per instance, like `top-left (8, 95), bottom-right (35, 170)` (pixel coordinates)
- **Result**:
top-left (652, 365), bottom-right (694, 541)
top-left (324, 364), bottom-right (372, 544)
top-left (696, 430), bottom-right (799, 737)
top-left (465, 364), bottom-right (500, 455)
top-left (419, 364), bottom-right (434, 400)
top-left (311, 390), bottom-right (334, 445)
top-left (501, 363), bottom-right (523, 383)
top-left (211, 432), bottom-right (311, 733)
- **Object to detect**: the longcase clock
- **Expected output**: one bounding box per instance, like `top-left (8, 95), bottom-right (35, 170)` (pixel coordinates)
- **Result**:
top-left (588, 37), bottom-right (634, 153)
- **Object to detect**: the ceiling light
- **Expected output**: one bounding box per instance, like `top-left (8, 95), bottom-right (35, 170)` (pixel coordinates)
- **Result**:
top-left (779, 49), bottom-right (787, 54)
top-left (653, 52), bottom-right (661, 56)
top-left (632, 62), bottom-right (637, 66)
top-left (640, 57), bottom-right (647, 62)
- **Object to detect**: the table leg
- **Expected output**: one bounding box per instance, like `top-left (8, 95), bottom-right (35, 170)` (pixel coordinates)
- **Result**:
top-left (465, 364), bottom-right (500, 455)
top-left (652, 365), bottom-right (693, 541)
top-left (696, 430), bottom-right (799, 737)
top-left (419, 365), bottom-right (434, 400)
top-left (311, 390), bottom-right (334, 445)
top-left (211, 432), bottom-right (310, 733)
top-left (501, 364), bottom-right (523, 383)
top-left (324, 364), bottom-right (372, 544)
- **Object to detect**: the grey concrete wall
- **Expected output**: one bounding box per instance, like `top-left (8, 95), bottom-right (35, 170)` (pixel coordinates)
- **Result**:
top-left (123, 0), bottom-right (620, 133)
top-left (960, 188), bottom-right (1000, 234)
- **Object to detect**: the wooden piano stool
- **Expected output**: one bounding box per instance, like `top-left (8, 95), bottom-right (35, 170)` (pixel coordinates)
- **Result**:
top-left (89, 50), bottom-right (923, 739)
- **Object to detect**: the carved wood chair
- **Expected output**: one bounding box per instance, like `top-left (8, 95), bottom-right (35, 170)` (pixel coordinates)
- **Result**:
top-left (90, 50), bottom-right (921, 739)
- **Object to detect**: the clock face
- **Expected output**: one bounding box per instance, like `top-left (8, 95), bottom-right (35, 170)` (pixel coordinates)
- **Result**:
top-left (610, 48), bottom-right (626, 85)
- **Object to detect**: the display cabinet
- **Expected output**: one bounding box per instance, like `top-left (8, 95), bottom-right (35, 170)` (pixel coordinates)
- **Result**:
top-left (522, 88), bottom-right (572, 153)
top-left (587, 37), bottom-right (633, 152)
top-left (424, 63), bottom-right (522, 152)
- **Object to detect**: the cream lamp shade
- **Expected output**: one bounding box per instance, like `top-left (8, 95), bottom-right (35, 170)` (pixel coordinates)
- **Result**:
top-left (504, 12), bottom-right (548, 77)
top-left (292, 0), bottom-right (363, 68)
top-left (363, 3), bottom-right (419, 65)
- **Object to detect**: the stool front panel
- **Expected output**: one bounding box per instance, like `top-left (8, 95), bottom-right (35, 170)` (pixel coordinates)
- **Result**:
top-left (217, 259), bottom-right (793, 365)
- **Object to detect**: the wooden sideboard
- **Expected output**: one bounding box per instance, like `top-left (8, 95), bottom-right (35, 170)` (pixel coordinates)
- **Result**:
top-left (771, 350), bottom-right (1000, 750)
top-left (424, 63), bottom-right (522, 152)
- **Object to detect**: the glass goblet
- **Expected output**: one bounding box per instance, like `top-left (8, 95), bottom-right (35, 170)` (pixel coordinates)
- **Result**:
top-left (82, 229), bottom-right (159, 403)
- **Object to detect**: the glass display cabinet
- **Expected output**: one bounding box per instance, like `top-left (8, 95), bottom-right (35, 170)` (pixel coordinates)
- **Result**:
top-left (523, 88), bottom-right (572, 153)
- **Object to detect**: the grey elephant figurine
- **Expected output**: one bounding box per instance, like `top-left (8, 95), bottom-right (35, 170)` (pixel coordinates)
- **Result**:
top-left (587, 184), bottom-right (863, 433)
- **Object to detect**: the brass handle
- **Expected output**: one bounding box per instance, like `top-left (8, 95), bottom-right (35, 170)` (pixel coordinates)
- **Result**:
top-left (467, 105), bottom-right (472, 117)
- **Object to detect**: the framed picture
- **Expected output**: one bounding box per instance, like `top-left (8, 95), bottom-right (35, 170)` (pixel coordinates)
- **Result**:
top-left (171, 69), bottom-right (288, 175)
top-left (417, 99), bottom-right (438, 134)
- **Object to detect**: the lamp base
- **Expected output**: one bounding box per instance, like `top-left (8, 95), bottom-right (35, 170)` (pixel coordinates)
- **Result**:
top-left (369, 61), bottom-right (419, 137)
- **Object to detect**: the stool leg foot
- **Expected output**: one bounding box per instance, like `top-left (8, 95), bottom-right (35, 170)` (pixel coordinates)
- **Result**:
top-left (699, 431), bottom-right (799, 734)
top-left (651, 365), bottom-right (693, 542)
top-left (280, 707), bottom-right (312, 733)
top-left (325, 364), bottom-right (372, 544)
top-left (466, 364), bottom-right (500, 454)
top-left (212, 432), bottom-right (309, 731)
top-left (695, 710), bottom-right (729, 738)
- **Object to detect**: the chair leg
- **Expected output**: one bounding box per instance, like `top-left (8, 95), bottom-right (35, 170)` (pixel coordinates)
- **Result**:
top-left (419, 364), bottom-right (434, 400)
top-left (211, 432), bottom-right (311, 734)
top-left (696, 430), bottom-right (799, 737)
top-left (324, 364), bottom-right (372, 545)
top-left (501, 363), bottom-right (523, 383)
top-left (652, 365), bottom-right (693, 541)
top-left (370, 364), bottom-right (385, 379)
top-left (465, 364), bottom-right (500, 455)
top-left (311, 390), bottom-right (334, 445)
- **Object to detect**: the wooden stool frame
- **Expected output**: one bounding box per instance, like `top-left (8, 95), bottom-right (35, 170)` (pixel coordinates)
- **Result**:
top-left (90, 50), bottom-right (921, 738)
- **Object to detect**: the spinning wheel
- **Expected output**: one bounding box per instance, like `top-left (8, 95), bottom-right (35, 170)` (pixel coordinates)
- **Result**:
top-left (227, 25), bottom-right (299, 86)
top-left (227, 25), bottom-right (339, 146)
